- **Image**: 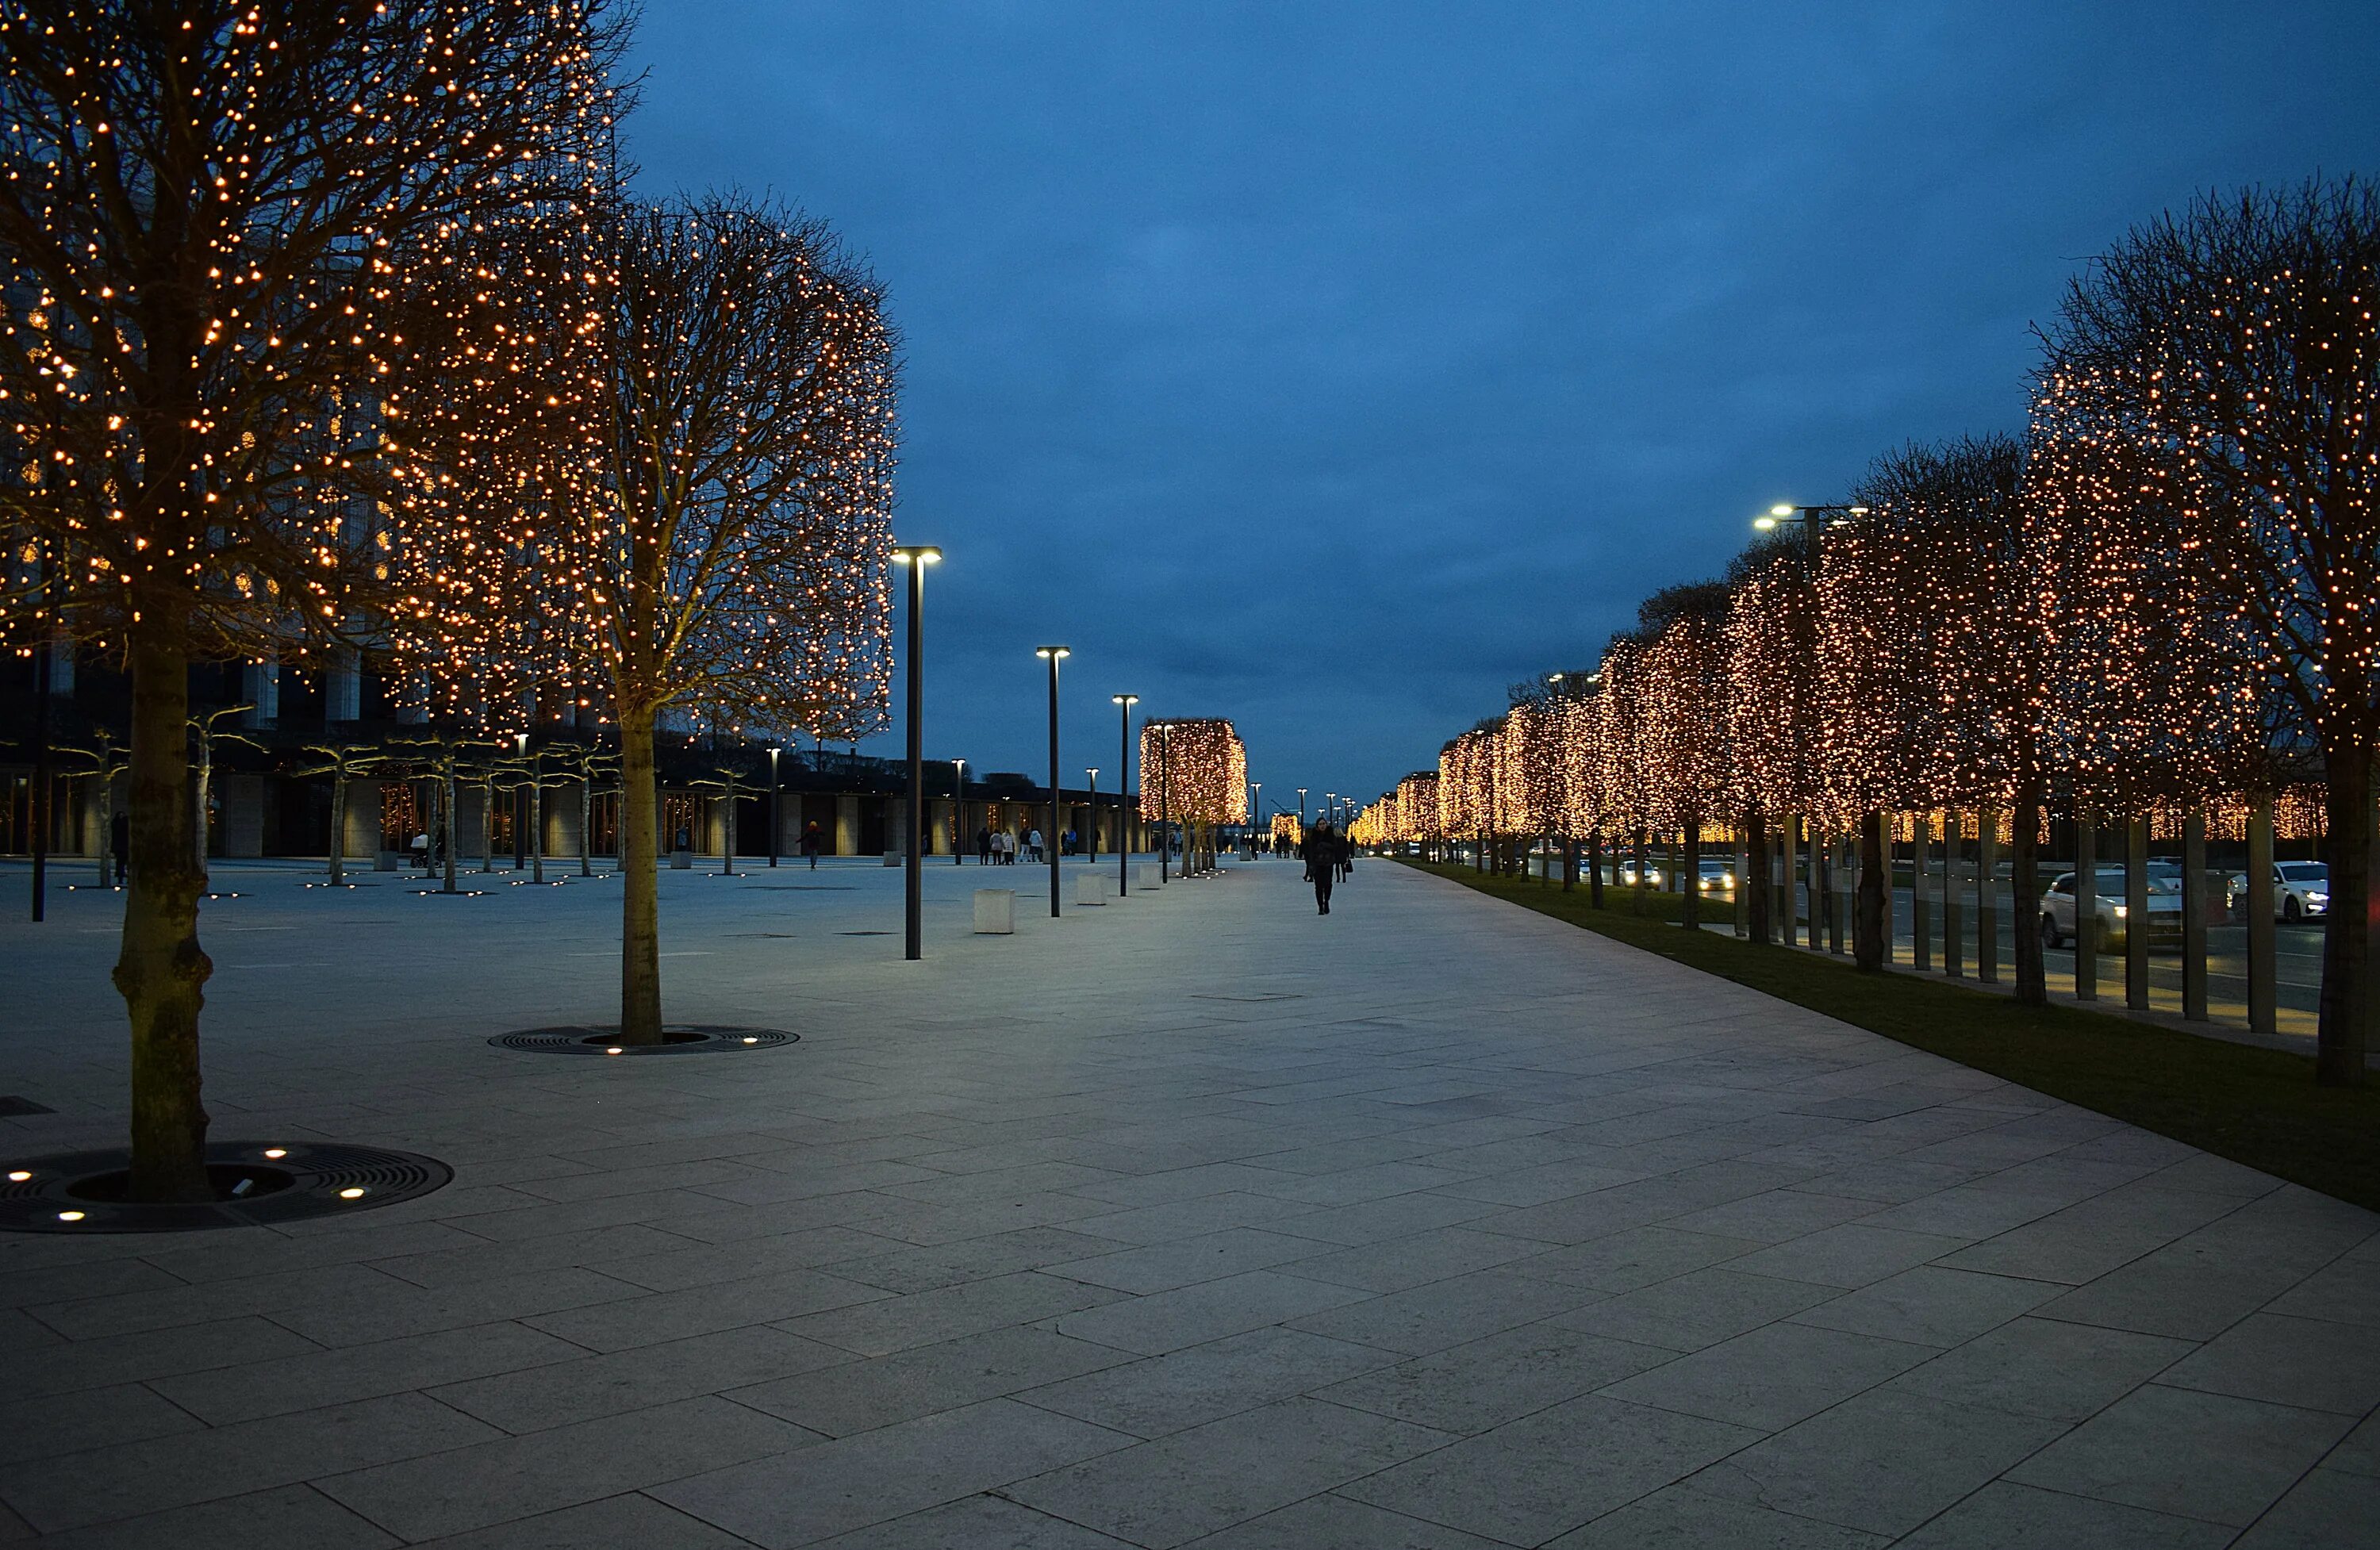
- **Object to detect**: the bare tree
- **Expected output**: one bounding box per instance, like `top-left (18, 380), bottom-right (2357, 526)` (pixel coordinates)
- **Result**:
top-left (188, 707), bottom-right (259, 877)
top-left (0, 1), bottom-right (619, 1198)
top-left (2036, 177), bottom-right (2379, 1085)
top-left (293, 742), bottom-right (385, 886)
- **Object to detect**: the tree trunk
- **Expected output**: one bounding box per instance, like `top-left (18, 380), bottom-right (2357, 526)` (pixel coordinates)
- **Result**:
top-left (328, 773), bottom-right (347, 885)
top-left (482, 777), bottom-right (496, 872)
top-left (113, 620), bottom-right (213, 1202)
top-left (192, 735), bottom-right (211, 878)
top-left (2316, 745), bottom-right (2370, 1086)
top-left (620, 709), bottom-right (663, 1045)
top-left (1856, 811), bottom-right (1886, 970)
top-left (1682, 819), bottom-right (1702, 930)
top-left (580, 774), bottom-right (593, 876)
top-left (94, 776), bottom-right (112, 884)
top-left (2012, 784), bottom-right (2046, 1006)
top-left (441, 754), bottom-right (459, 893)
top-left (1632, 827), bottom-right (1648, 914)
top-left (1587, 831), bottom-right (1604, 907)
top-left (1746, 807), bottom-right (1772, 944)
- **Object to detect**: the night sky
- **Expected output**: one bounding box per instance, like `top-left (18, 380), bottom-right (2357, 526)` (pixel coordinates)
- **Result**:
top-left (626, 2), bottom-right (2380, 819)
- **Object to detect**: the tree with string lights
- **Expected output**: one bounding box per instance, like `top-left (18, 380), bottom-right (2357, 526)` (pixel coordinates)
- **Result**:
top-left (1635, 583), bottom-right (1732, 929)
top-left (0, 0), bottom-right (620, 1199)
top-left (2034, 177), bottom-right (2378, 1085)
top-left (389, 193), bottom-right (897, 1045)
top-left (1724, 539), bottom-right (1821, 943)
top-left (1831, 435), bottom-right (2048, 993)
top-left (1141, 718), bottom-right (1247, 871)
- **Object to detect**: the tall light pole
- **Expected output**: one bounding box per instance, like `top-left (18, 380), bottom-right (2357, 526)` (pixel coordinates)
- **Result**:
top-left (894, 545), bottom-right (941, 959)
top-left (1250, 781), bottom-right (1261, 856)
top-left (766, 746), bottom-right (781, 868)
top-left (1112, 694), bottom-right (1138, 896)
top-left (1036, 646), bottom-right (1070, 916)
top-left (1084, 767), bottom-right (1100, 861)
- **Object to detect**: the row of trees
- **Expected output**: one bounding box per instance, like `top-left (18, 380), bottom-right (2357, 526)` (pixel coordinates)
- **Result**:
top-left (1363, 178), bottom-right (2378, 1089)
top-left (1, 3), bottom-right (897, 1199)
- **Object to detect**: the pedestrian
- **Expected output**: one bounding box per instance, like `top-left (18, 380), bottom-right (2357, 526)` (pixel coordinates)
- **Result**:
top-left (109, 808), bottom-right (129, 884)
top-left (799, 820), bottom-right (823, 870)
top-left (1027, 827), bottom-right (1043, 864)
top-left (976, 825), bottom-right (992, 864)
top-left (410, 829), bottom-right (432, 871)
top-left (1301, 821), bottom-right (1337, 914)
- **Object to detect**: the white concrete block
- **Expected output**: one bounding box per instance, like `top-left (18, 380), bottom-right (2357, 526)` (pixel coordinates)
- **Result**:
top-left (1138, 865), bottom-right (1166, 888)
top-left (973, 888), bottom-right (1016, 934)
top-left (1074, 873), bottom-right (1107, 907)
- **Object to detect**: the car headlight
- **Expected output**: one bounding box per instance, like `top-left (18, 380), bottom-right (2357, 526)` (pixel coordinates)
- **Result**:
top-left (2308, 892), bottom-right (2328, 905)
top-left (2113, 905), bottom-right (2127, 918)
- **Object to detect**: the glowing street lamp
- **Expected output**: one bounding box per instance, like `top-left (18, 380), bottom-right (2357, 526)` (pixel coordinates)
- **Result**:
top-left (1036, 646), bottom-right (1070, 917)
top-left (893, 545), bottom-right (941, 960)
top-left (1112, 694), bottom-right (1138, 896)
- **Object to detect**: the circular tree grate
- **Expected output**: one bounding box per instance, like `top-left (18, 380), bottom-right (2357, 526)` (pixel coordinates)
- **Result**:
top-left (0, 1141), bottom-right (452, 1234)
top-left (489, 1024), bottom-right (797, 1057)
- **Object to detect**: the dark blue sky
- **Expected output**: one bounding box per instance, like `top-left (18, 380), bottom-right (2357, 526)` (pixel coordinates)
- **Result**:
top-left (628, 2), bottom-right (2380, 818)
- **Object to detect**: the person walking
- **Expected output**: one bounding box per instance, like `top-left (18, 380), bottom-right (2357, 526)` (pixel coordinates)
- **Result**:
top-left (1301, 821), bottom-right (1338, 915)
top-left (799, 820), bottom-right (823, 870)
top-left (1027, 827), bottom-right (1043, 865)
top-left (109, 808), bottom-right (129, 884)
top-left (976, 825), bottom-right (992, 864)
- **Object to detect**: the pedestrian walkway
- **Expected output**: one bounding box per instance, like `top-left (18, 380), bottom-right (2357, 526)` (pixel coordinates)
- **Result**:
top-left (1, 857), bottom-right (2373, 1546)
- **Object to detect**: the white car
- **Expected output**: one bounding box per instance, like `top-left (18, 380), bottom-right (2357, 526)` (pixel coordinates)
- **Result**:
top-left (1697, 858), bottom-right (1736, 893)
top-left (2227, 862), bottom-right (2328, 922)
top-left (2039, 867), bottom-right (2183, 951)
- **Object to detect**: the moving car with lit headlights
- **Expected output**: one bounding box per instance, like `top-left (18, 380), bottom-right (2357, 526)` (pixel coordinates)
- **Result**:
top-left (2225, 861), bottom-right (2329, 922)
top-left (1614, 861), bottom-right (1663, 887)
top-left (1697, 858), bottom-right (1736, 893)
top-left (2039, 866), bottom-right (2184, 951)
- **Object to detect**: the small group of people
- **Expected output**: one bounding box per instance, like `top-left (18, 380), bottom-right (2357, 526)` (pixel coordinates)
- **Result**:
top-left (974, 826), bottom-right (1043, 865)
top-left (1299, 821), bottom-right (1353, 914)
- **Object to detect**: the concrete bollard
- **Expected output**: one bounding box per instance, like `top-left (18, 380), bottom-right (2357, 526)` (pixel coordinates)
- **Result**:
top-left (670, 849), bottom-right (691, 869)
top-left (883, 851), bottom-right (901, 866)
top-left (1074, 873), bottom-right (1107, 907)
top-left (973, 888), bottom-right (1015, 934)
top-left (1137, 864), bottom-right (1165, 888)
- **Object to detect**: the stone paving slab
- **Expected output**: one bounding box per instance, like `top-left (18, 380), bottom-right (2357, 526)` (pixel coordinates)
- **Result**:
top-left (1, 856), bottom-right (2376, 1545)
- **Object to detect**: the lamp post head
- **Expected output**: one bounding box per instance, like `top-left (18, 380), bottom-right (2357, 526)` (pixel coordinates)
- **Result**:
top-left (1112, 693), bottom-right (1138, 707)
top-left (1086, 766), bottom-right (1099, 780)
top-left (1752, 514), bottom-right (1779, 531)
top-left (890, 545), bottom-right (942, 565)
top-left (516, 732), bottom-right (528, 754)
top-left (1035, 645), bottom-right (1071, 661)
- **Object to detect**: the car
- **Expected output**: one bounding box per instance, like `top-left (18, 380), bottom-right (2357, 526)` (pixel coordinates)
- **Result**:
top-left (2226, 861), bottom-right (2329, 922)
top-left (2039, 866), bottom-right (2184, 951)
top-left (1614, 861), bottom-right (1664, 887)
top-left (1697, 858), bottom-right (1736, 892)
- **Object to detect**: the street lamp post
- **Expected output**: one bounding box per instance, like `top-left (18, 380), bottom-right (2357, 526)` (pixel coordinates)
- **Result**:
top-left (767, 746), bottom-right (781, 868)
top-left (1084, 767), bottom-right (1100, 862)
top-left (893, 545), bottom-right (941, 960)
top-left (1112, 695), bottom-right (1138, 896)
top-left (1250, 781), bottom-right (1261, 857)
top-left (1036, 646), bottom-right (1070, 916)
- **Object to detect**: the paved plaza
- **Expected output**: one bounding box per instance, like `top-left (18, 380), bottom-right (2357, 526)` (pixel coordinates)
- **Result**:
top-left (1, 856), bottom-right (2377, 1547)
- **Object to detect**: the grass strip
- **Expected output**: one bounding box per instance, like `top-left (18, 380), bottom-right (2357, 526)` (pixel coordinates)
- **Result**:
top-left (1402, 860), bottom-right (2380, 1213)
